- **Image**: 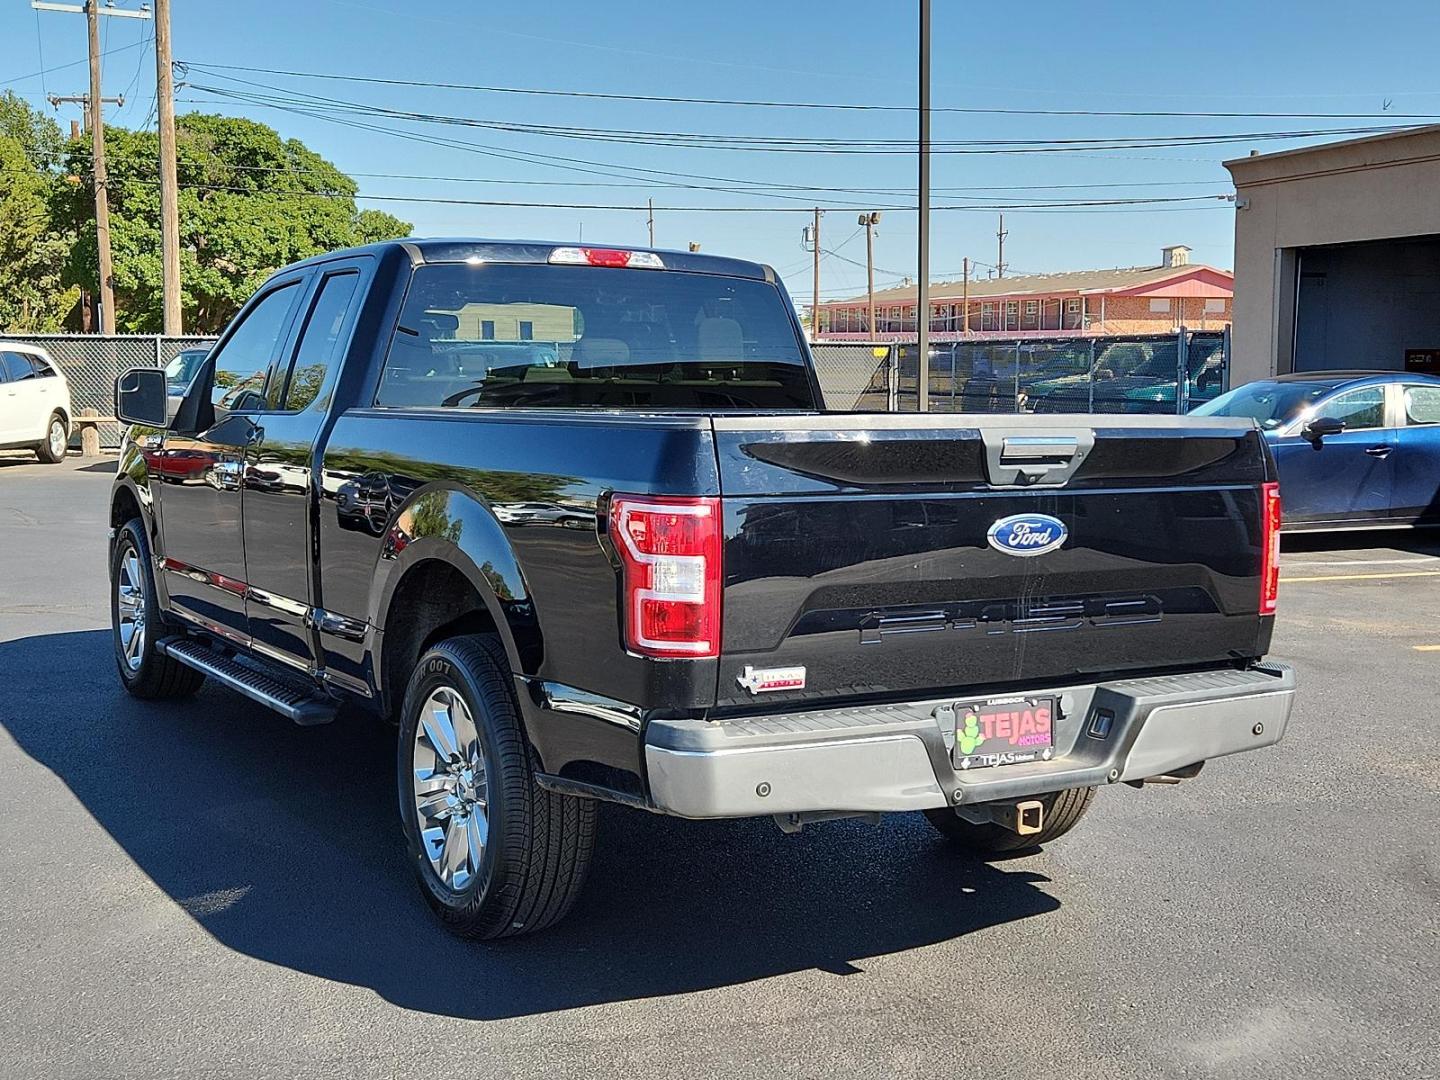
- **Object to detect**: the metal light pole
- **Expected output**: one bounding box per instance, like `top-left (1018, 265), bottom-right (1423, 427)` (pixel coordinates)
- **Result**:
top-left (917, 0), bottom-right (931, 411)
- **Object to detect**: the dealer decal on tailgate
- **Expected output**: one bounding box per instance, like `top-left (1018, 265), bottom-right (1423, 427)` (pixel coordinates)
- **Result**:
top-left (952, 696), bottom-right (1056, 770)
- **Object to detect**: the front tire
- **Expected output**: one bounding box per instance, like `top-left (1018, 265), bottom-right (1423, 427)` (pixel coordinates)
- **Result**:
top-left (925, 786), bottom-right (1096, 856)
top-left (397, 634), bottom-right (596, 939)
top-left (36, 412), bottom-right (67, 463)
top-left (110, 518), bottom-right (205, 699)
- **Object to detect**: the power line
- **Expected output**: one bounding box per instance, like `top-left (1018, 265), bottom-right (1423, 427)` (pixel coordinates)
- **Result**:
top-left (178, 61), bottom-right (1440, 120)
top-left (183, 80), bottom-right (1423, 155)
top-left (117, 20), bottom-right (154, 116)
top-left (102, 156), bottom-right (1230, 197)
top-left (33, 7), bottom-right (49, 99)
top-left (0, 38), bottom-right (149, 89)
top-left (11, 125), bottom-right (1231, 201)
top-left (175, 69), bottom-right (1244, 201)
top-left (91, 171), bottom-right (1233, 213)
top-left (176, 88), bottom-right (888, 207)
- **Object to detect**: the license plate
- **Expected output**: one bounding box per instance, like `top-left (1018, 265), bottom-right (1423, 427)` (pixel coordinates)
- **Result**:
top-left (951, 696), bottom-right (1056, 770)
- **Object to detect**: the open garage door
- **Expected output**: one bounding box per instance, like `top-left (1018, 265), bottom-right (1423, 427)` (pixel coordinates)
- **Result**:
top-left (1293, 236), bottom-right (1440, 375)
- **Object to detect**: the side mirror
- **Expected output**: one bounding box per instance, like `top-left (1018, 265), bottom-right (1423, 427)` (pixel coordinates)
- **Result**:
top-left (115, 367), bottom-right (169, 427)
top-left (1302, 415), bottom-right (1346, 446)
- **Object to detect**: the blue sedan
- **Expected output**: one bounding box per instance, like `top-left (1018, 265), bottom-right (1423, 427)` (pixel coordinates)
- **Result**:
top-left (1192, 370), bottom-right (1440, 531)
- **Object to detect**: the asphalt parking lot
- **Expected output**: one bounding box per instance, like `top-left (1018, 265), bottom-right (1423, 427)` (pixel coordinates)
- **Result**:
top-left (1, 454), bottom-right (1436, 1080)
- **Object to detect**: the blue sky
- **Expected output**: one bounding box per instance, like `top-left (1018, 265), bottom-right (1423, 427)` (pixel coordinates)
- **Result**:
top-left (4, 0), bottom-right (1440, 302)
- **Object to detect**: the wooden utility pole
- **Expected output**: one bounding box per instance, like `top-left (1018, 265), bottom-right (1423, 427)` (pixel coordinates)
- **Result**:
top-left (646, 198), bottom-right (654, 248)
top-left (860, 212), bottom-right (879, 341)
top-left (917, 0), bottom-right (931, 411)
top-left (155, 0), bottom-right (181, 333)
top-left (812, 207), bottom-right (822, 342)
top-left (962, 257), bottom-right (970, 337)
top-left (34, 1), bottom-right (151, 333)
top-left (996, 213), bottom-right (1008, 278)
top-left (86, 1), bottom-right (115, 332)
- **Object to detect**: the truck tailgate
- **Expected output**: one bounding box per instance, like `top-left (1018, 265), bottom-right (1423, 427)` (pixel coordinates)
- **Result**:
top-left (712, 413), bottom-right (1272, 710)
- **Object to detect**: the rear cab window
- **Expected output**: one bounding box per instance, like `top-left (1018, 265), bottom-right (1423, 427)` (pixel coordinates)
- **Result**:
top-left (374, 261), bottom-right (816, 411)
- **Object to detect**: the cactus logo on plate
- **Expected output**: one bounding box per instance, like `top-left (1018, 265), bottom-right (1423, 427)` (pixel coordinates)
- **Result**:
top-left (987, 513), bottom-right (1068, 557)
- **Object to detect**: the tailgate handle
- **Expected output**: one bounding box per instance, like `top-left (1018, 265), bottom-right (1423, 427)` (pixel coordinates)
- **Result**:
top-left (1000, 436), bottom-right (1079, 469)
top-left (984, 430), bottom-right (1093, 487)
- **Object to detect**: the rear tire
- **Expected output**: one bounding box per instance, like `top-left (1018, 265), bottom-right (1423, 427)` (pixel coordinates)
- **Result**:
top-left (36, 412), bottom-right (67, 463)
top-left (925, 786), bottom-right (1096, 856)
top-left (110, 518), bottom-right (205, 700)
top-left (397, 634), bottom-right (596, 939)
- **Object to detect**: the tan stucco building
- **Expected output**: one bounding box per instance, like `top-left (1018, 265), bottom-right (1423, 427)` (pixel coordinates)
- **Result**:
top-left (1226, 125), bottom-right (1440, 386)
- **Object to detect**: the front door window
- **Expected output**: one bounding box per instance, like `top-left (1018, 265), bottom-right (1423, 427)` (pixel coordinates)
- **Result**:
top-left (209, 283), bottom-right (302, 414)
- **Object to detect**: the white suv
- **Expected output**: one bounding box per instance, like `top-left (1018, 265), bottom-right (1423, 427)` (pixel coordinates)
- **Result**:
top-left (0, 344), bottom-right (74, 463)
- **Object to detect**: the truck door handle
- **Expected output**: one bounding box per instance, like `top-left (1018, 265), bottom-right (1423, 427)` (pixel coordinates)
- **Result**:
top-left (1365, 446), bottom-right (1391, 458)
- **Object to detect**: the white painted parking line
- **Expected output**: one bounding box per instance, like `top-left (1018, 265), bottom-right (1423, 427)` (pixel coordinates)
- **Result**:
top-left (1281, 570), bottom-right (1440, 584)
top-left (1284, 557), bottom-right (1440, 569)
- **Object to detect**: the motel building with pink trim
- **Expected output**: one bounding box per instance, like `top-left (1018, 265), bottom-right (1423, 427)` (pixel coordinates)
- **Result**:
top-left (812, 246), bottom-right (1233, 342)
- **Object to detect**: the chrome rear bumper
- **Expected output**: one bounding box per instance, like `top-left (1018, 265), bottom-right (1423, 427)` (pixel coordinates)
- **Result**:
top-left (644, 664), bottom-right (1295, 819)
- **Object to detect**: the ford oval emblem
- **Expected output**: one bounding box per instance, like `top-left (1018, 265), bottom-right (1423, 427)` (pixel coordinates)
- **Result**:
top-left (987, 513), bottom-right (1068, 557)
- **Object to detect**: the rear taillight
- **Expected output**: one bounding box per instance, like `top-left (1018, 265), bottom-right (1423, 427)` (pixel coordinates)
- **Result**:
top-left (1260, 481), bottom-right (1282, 616)
top-left (610, 495), bottom-right (722, 658)
top-left (549, 247), bottom-right (665, 269)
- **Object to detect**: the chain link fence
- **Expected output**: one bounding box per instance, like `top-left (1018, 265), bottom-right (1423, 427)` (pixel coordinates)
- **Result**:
top-left (0, 334), bottom-right (216, 448)
top-left (809, 343), bottom-right (895, 411)
top-left (812, 330), bottom-right (1228, 415)
top-left (3, 329), bottom-right (1228, 447)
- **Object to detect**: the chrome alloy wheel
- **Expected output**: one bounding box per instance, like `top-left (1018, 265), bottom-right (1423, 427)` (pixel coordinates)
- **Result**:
top-left (412, 686), bottom-right (490, 892)
top-left (47, 419), bottom-right (66, 459)
top-left (115, 543), bottom-right (147, 672)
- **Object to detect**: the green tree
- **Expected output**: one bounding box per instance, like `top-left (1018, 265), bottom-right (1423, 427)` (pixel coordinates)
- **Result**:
top-left (0, 90), bottom-right (65, 169)
top-left (0, 93), bottom-right (77, 331)
top-left (55, 113), bottom-right (410, 332)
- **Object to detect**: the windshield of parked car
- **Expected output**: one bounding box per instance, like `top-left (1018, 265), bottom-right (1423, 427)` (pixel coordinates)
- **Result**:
top-left (375, 262), bottom-right (816, 410)
top-left (1191, 380), bottom-right (1343, 428)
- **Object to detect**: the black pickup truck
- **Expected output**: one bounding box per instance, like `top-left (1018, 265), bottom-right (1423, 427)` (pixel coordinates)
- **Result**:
top-left (110, 239), bottom-right (1295, 938)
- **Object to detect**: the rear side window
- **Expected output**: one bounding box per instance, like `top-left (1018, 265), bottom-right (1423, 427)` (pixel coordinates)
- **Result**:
top-left (1404, 385), bottom-right (1440, 425)
top-left (375, 262), bottom-right (815, 410)
top-left (1, 353), bottom-right (37, 381)
top-left (281, 271), bottom-right (360, 411)
top-left (25, 354), bottom-right (56, 378)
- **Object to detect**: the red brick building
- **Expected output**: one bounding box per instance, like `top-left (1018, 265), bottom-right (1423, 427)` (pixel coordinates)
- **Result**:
top-left (814, 246), bottom-right (1233, 341)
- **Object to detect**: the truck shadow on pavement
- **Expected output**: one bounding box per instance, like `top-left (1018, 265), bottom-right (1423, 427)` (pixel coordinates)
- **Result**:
top-left (1, 629), bottom-right (1060, 1021)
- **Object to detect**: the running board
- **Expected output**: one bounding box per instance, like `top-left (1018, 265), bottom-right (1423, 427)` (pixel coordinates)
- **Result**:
top-left (157, 638), bottom-right (337, 726)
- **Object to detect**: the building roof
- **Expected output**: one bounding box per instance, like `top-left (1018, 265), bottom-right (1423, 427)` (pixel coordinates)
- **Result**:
top-left (825, 263), bottom-right (1233, 307)
top-left (1221, 124), bottom-right (1440, 175)
top-left (1224, 123), bottom-right (1440, 182)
